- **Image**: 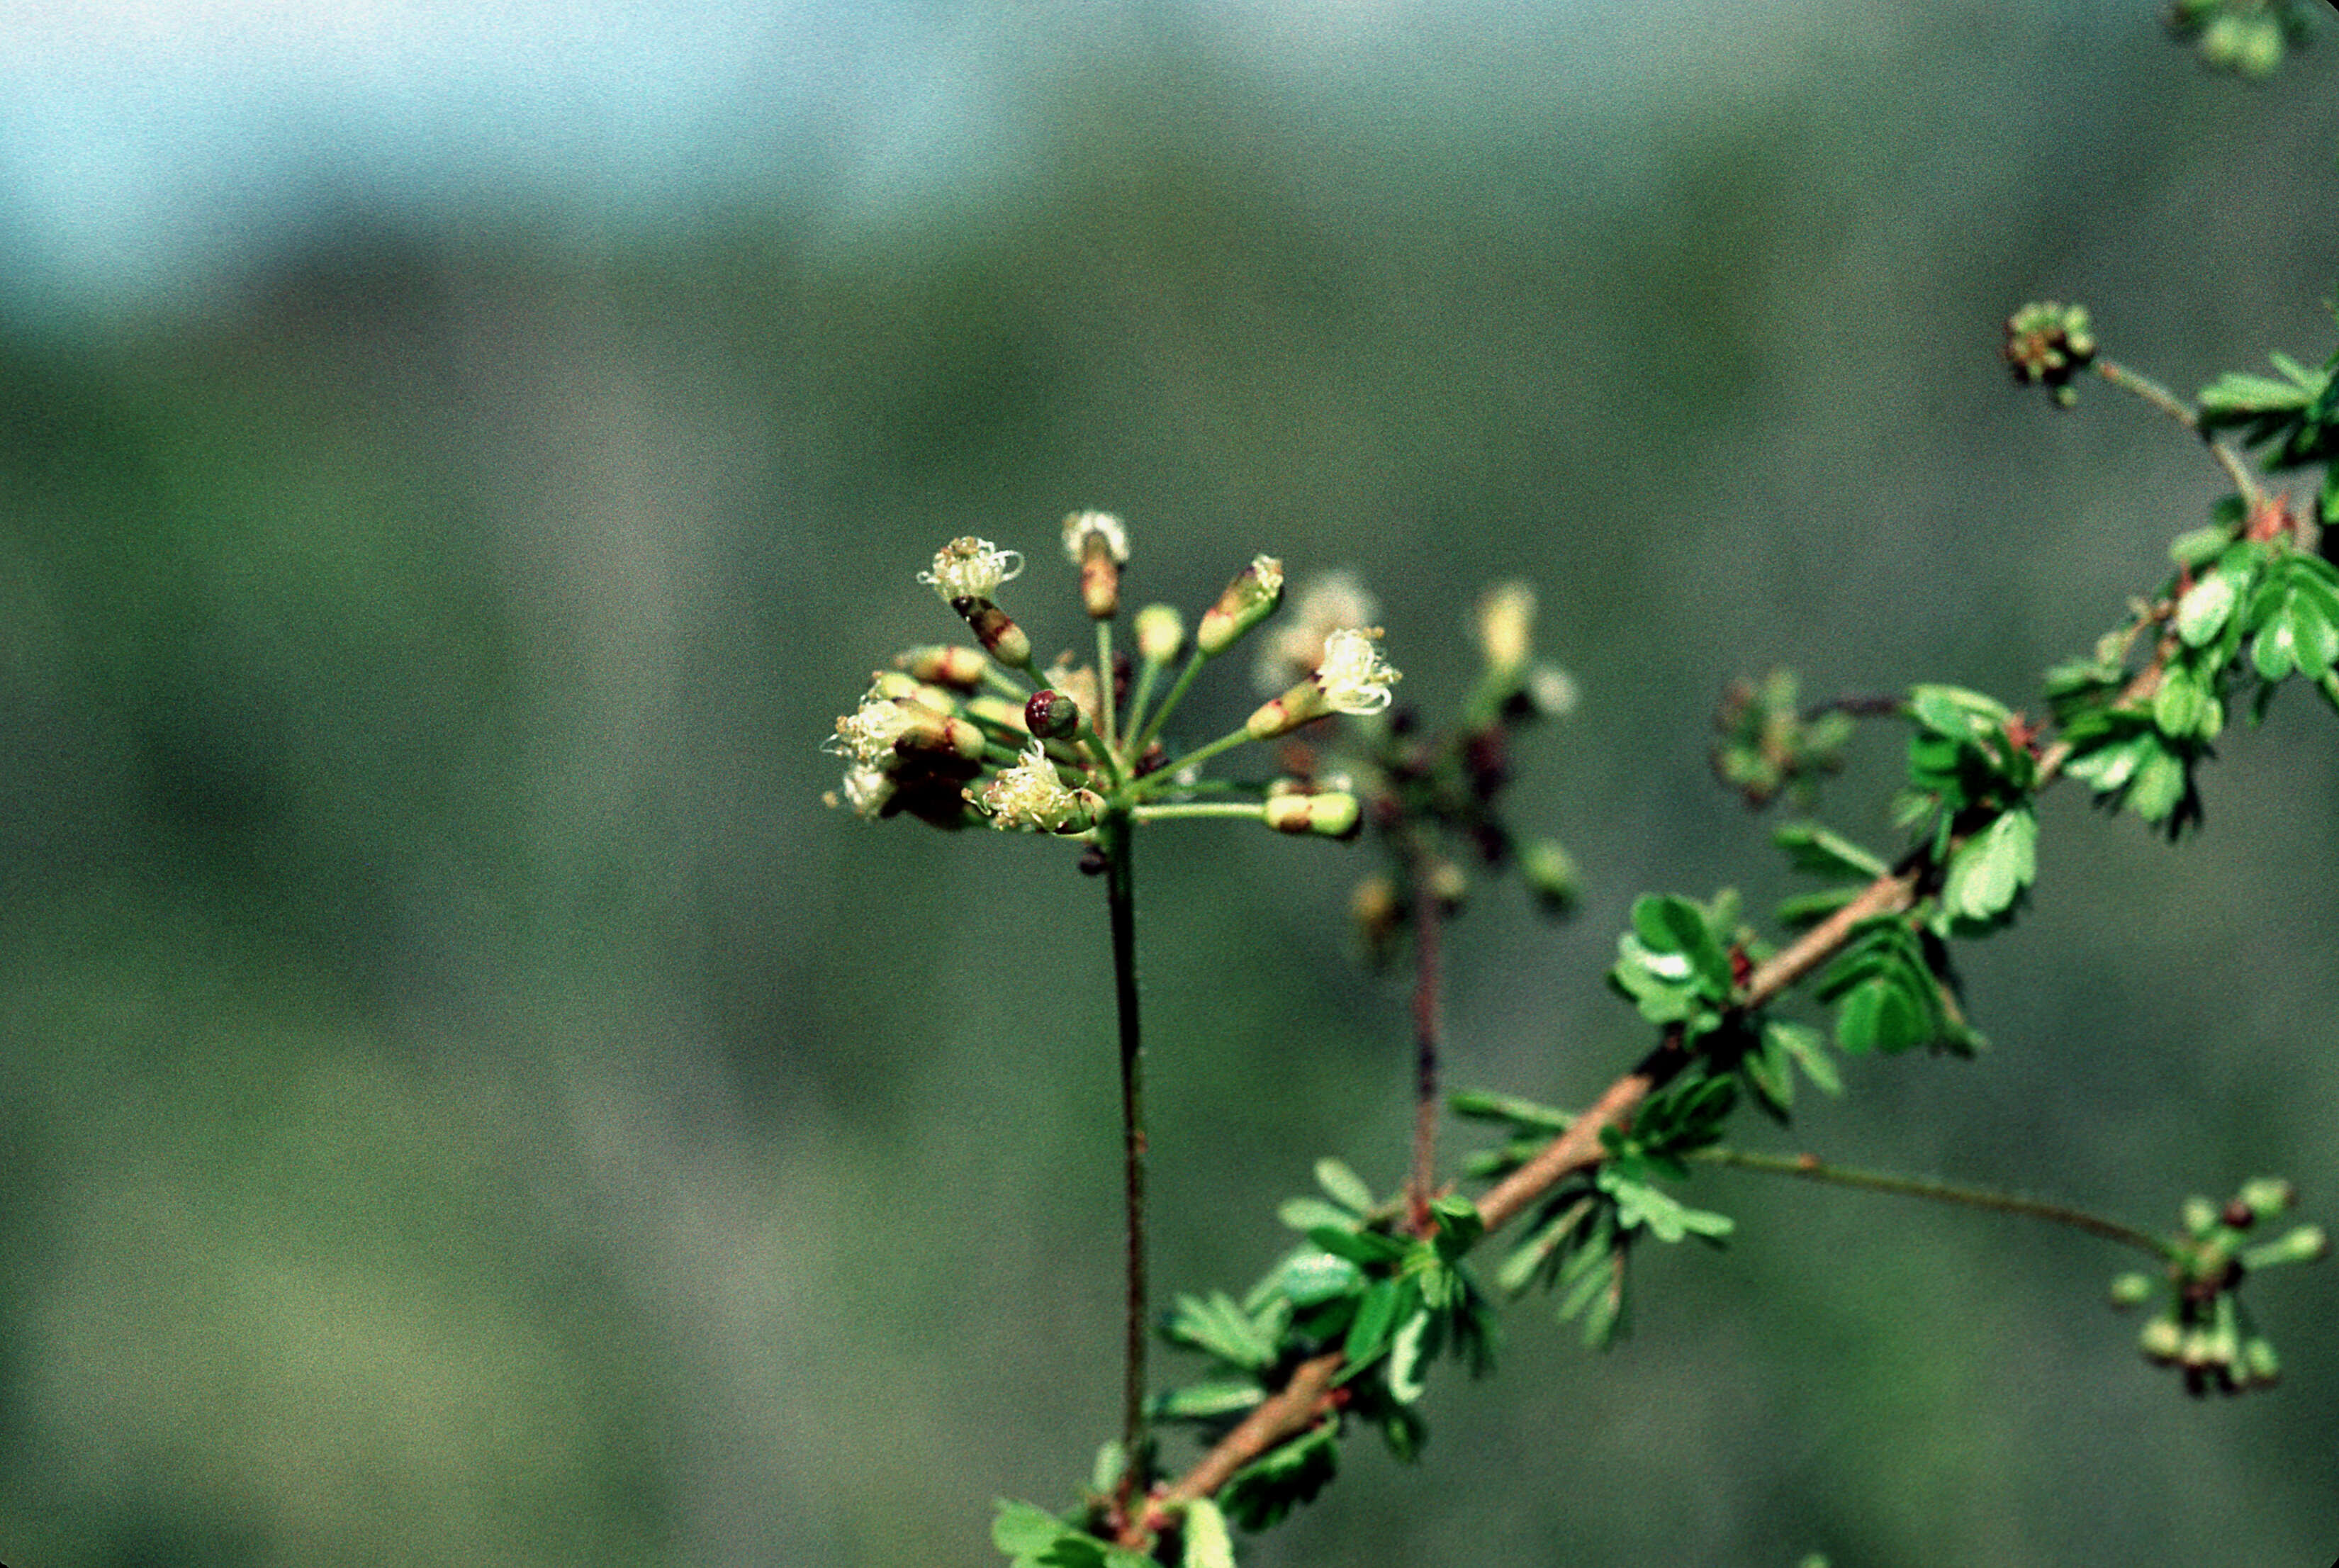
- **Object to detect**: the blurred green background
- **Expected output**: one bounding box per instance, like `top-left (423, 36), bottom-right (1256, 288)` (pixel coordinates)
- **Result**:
top-left (4, 4), bottom-right (2338, 1565)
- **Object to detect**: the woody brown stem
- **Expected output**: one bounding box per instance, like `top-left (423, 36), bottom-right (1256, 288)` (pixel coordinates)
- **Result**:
top-left (1406, 846), bottom-right (1444, 1235)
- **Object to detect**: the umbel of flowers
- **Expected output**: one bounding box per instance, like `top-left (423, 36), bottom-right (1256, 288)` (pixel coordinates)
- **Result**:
top-left (823, 515), bottom-right (1402, 843)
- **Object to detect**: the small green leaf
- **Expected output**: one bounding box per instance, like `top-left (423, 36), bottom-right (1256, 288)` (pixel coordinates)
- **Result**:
top-left (994, 1501), bottom-right (1067, 1557)
top-left (1386, 1309), bottom-right (1432, 1404)
top-left (1307, 1225), bottom-right (1410, 1269)
top-left (1314, 1158), bottom-right (1376, 1215)
top-left (1603, 1170), bottom-right (1735, 1244)
top-left (1836, 976), bottom-right (1927, 1054)
top-left (2127, 744), bottom-right (2189, 823)
top-left (1341, 1277), bottom-right (1409, 1366)
top-left (1428, 1194), bottom-right (1486, 1260)
top-left (2151, 664), bottom-right (2217, 740)
top-left (1277, 1197), bottom-right (1358, 1234)
top-left (1908, 684), bottom-right (2010, 736)
top-left (1939, 807), bottom-right (2037, 926)
top-left (1774, 823), bottom-right (1890, 880)
top-left (1376, 1403), bottom-right (1428, 1464)
top-left (2065, 731), bottom-right (2148, 793)
top-left (1630, 895), bottom-right (1733, 992)
top-left (1152, 1380), bottom-right (1266, 1421)
top-left (2168, 524), bottom-right (2233, 568)
top-left (1164, 1290), bottom-right (1279, 1370)
top-left (1251, 1246), bottom-right (1363, 1309)
top-left (1554, 1241), bottom-right (1617, 1323)
top-left (1766, 1018), bottom-right (1841, 1096)
top-left (2175, 567), bottom-right (2243, 646)
top-left (1496, 1197), bottom-right (1595, 1294)
top-left (1448, 1089), bottom-right (1572, 1131)
top-left (1180, 1501), bottom-right (1235, 1568)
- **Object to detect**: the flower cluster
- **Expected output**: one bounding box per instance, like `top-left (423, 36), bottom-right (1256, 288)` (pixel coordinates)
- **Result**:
top-left (823, 515), bottom-right (1401, 842)
top-left (2004, 301), bottom-right (2097, 408)
top-left (2112, 1179), bottom-right (2328, 1396)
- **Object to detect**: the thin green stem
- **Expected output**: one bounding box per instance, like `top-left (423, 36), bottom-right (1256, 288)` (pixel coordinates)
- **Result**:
top-left (1096, 620), bottom-right (1120, 754)
top-left (1100, 811), bottom-right (1150, 1496)
top-left (1135, 724), bottom-right (1253, 795)
top-left (1124, 657), bottom-right (1167, 762)
top-left (1133, 647), bottom-right (1210, 756)
top-left (980, 661), bottom-right (1034, 702)
top-left (1128, 801), bottom-right (1267, 824)
top-left (1698, 1146), bottom-right (2177, 1260)
top-left (1077, 719), bottom-right (1126, 791)
top-left (2094, 357), bottom-right (2260, 508)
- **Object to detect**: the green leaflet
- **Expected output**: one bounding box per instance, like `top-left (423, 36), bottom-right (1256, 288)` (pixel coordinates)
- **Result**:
top-left (1939, 807), bottom-right (2038, 931)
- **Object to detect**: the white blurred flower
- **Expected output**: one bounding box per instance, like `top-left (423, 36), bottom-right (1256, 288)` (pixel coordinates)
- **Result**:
top-left (1316, 627), bottom-right (1401, 715)
top-left (919, 536), bottom-right (1024, 603)
top-left (1256, 569), bottom-right (1378, 693)
top-left (1060, 510), bottom-right (1130, 564)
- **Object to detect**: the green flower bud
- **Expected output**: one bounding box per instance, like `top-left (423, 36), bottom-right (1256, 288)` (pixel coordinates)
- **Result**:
top-left (1196, 555), bottom-right (1284, 657)
top-left (1134, 603), bottom-right (1185, 665)
top-left (1520, 839), bottom-right (1580, 917)
top-left (1262, 788), bottom-right (1362, 839)
top-left (1350, 874), bottom-right (1404, 968)
top-left (2107, 1272), bottom-right (2156, 1310)
top-left (2241, 1223), bottom-right (2328, 1270)
top-left (1026, 689), bottom-right (1082, 741)
top-left (2138, 1316), bottom-right (2184, 1365)
top-left (1475, 581), bottom-right (1536, 674)
top-left (2236, 1177), bottom-right (2296, 1221)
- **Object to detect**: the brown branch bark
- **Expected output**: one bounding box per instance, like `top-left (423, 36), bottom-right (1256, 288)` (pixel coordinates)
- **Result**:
top-left (1123, 613), bottom-right (2200, 1547)
top-left (1125, 1350), bottom-right (1345, 1543)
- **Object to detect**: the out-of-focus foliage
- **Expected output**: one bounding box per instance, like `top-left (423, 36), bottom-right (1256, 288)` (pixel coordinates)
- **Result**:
top-left (3, 5), bottom-right (2338, 1567)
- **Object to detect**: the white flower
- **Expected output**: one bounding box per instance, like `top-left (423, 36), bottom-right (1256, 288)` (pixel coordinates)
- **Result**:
top-left (1256, 569), bottom-right (1379, 693)
top-left (1474, 581), bottom-right (1536, 672)
top-left (1314, 627), bottom-right (1401, 716)
top-left (919, 536), bottom-right (1024, 603)
top-left (825, 686), bottom-right (924, 768)
top-left (981, 741), bottom-right (1092, 831)
top-left (1526, 661), bottom-right (1579, 719)
top-left (1061, 510), bottom-right (1130, 564)
top-left (839, 763), bottom-right (895, 818)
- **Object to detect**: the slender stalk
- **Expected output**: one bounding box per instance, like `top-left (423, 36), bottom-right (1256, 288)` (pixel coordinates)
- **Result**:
top-left (1133, 647), bottom-right (1210, 754)
top-left (1130, 801), bottom-right (1267, 824)
top-left (1405, 844), bottom-right (1444, 1235)
top-left (980, 661), bottom-right (1035, 701)
top-left (1095, 620), bottom-right (1120, 754)
top-left (1697, 1146), bottom-right (2177, 1258)
top-left (1133, 723), bottom-right (1255, 794)
top-left (2094, 357), bottom-right (2260, 506)
top-left (1123, 656), bottom-right (1167, 759)
top-left (1100, 811), bottom-right (1150, 1499)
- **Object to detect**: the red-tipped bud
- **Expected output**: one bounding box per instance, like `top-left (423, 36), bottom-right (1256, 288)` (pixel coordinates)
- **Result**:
top-left (1026, 689), bottom-right (1082, 740)
top-left (897, 644), bottom-right (990, 690)
top-left (1196, 556), bottom-right (1285, 656)
top-left (954, 596), bottom-right (1033, 671)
